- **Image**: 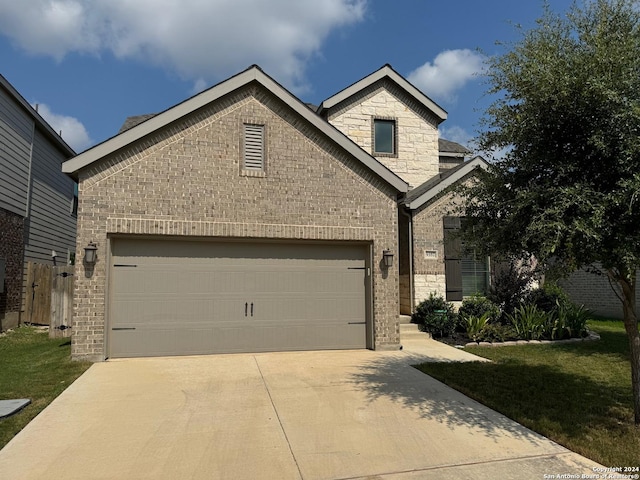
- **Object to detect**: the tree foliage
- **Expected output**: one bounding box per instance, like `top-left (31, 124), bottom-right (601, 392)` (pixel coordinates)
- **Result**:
top-left (461, 0), bottom-right (640, 425)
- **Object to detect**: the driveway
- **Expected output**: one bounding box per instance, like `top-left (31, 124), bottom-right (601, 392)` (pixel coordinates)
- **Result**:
top-left (0, 348), bottom-right (600, 479)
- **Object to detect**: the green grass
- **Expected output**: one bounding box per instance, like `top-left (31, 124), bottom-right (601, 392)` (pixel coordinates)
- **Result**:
top-left (0, 327), bottom-right (91, 449)
top-left (417, 319), bottom-right (640, 467)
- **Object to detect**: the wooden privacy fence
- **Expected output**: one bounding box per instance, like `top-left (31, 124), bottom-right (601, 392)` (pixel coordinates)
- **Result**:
top-left (24, 262), bottom-right (74, 338)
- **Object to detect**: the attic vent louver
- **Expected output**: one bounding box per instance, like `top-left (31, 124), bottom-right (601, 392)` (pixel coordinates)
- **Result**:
top-left (243, 124), bottom-right (264, 171)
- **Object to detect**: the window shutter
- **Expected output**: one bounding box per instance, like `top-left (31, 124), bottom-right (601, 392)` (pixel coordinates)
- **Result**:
top-left (443, 216), bottom-right (462, 301)
top-left (243, 124), bottom-right (264, 170)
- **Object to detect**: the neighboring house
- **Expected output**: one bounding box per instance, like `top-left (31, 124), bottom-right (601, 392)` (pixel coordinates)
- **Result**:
top-left (0, 74), bottom-right (77, 331)
top-left (62, 64), bottom-right (485, 361)
top-left (560, 268), bottom-right (640, 319)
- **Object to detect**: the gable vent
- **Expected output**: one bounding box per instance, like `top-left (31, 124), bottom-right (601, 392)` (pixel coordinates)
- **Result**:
top-left (243, 124), bottom-right (264, 171)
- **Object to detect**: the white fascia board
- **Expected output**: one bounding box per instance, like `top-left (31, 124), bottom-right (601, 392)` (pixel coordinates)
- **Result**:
top-left (319, 65), bottom-right (447, 123)
top-left (62, 66), bottom-right (409, 193)
top-left (407, 157), bottom-right (488, 210)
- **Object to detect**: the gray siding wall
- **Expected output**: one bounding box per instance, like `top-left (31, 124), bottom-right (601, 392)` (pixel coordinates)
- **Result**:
top-left (24, 129), bottom-right (76, 265)
top-left (1, 80), bottom-right (77, 320)
top-left (0, 87), bottom-right (33, 216)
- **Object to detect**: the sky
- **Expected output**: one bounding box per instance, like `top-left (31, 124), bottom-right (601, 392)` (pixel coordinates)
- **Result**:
top-left (0, 0), bottom-right (575, 154)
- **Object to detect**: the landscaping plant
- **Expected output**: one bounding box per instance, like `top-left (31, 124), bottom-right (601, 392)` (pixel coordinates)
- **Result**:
top-left (411, 293), bottom-right (457, 338)
top-left (507, 304), bottom-right (547, 340)
top-left (458, 295), bottom-right (501, 323)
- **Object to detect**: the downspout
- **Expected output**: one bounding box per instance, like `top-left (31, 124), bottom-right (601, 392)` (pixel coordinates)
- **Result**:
top-left (399, 206), bottom-right (414, 314)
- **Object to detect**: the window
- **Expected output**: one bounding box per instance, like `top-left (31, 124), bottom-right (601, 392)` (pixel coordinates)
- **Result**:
top-left (461, 251), bottom-right (490, 297)
top-left (373, 119), bottom-right (395, 155)
top-left (443, 216), bottom-right (490, 300)
top-left (243, 123), bottom-right (264, 171)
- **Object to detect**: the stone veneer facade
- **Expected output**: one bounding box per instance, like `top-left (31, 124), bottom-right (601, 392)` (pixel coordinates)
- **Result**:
top-left (324, 79), bottom-right (440, 189)
top-left (0, 207), bottom-right (24, 331)
top-left (72, 84), bottom-right (401, 361)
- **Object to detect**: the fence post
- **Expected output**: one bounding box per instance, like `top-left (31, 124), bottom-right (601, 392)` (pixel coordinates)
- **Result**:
top-left (50, 266), bottom-right (74, 338)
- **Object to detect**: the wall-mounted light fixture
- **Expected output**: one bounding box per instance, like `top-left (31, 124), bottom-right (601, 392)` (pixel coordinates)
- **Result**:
top-left (84, 241), bottom-right (97, 265)
top-left (382, 249), bottom-right (394, 268)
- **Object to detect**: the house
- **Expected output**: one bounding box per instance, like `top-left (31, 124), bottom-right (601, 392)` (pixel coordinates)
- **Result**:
top-left (62, 64), bottom-right (485, 361)
top-left (560, 268), bottom-right (640, 319)
top-left (0, 74), bottom-right (77, 332)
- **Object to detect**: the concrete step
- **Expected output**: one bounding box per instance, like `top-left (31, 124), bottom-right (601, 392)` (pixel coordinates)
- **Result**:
top-left (399, 322), bottom-right (432, 340)
top-left (398, 314), bottom-right (413, 324)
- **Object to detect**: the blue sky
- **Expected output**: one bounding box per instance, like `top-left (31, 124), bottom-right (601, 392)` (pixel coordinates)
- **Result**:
top-left (0, 0), bottom-right (573, 153)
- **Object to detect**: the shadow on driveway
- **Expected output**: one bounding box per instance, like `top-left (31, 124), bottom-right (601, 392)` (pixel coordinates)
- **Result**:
top-left (348, 353), bottom-right (555, 445)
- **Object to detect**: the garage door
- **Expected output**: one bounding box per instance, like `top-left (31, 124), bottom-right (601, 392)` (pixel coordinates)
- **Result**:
top-left (108, 238), bottom-right (369, 358)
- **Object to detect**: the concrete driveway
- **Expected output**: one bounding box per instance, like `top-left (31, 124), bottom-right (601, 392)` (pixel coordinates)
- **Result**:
top-left (0, 347), bottom-right (601, 479)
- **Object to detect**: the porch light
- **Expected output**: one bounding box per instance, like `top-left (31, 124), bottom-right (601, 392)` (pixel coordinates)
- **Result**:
top-left (84, 241), bottom-right (98, 265)
top-left (382, 249), bottom-right (394, 268)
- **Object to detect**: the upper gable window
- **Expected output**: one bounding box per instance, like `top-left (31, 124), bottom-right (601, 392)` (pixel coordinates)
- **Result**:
top-left (242, 123), bottom-right (265, 174)
top-left (373, 118), bottom-right (396, 155)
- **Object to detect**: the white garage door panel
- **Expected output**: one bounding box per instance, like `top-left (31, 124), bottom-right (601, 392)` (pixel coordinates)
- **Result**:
top-left (109, 239), bottom-right (368, 357)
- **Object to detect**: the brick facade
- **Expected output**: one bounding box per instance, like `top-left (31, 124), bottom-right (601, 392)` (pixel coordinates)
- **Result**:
top-left (560, 267), bottom-right (640, 319)
top-left (72, 85), bottom-right (400, 361)
top-left (0, 207), bottom-right (24, 331)
top-left (326, 79), bottom-right (440, 189)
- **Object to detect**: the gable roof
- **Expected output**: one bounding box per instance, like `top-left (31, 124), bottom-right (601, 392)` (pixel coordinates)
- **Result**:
top-left (317, 64), bottom-right (447, 124)
top-left (62, 66), bottom-right (409, 193)
top-left (438, 138), bottom-right (470, 157)
top-left (0, 74), bottom-right (75, 157)
top-left (403, 156), bottom-right (488, 210)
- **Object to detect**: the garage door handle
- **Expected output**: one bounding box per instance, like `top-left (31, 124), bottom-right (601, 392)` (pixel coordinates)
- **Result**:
top-left (245, 302), bottom-right (248, 317)
top-left (348, 322), bottom-right (366, 325)
top-left (112, 327), bottom-right (136, 330)
top-left (251, 302), bottom-right (254, 316)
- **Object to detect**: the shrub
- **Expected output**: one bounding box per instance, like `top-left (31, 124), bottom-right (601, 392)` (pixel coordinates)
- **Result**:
top-left (487, 261), bottom-right (536, 318)
top-left (458, 295), bottom-right (501, 323)
top-left (507, 304), bottom-right (547, 340)
top-left (556, 302), bottom-right (591, 338)
top-left (525, 283), bottom-right (571, 313)
top-left (412, 293), bottom-right (457, 338)
top-left (464, 312), bottom-right (492, 342)
top-left (475, 323), bottom-right (519, 343)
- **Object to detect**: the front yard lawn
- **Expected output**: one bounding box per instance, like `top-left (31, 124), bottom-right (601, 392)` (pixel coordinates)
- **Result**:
top-left (417, 319), bottom-right (640, 467)
top-left (0, 327), bottom-right (91, 450)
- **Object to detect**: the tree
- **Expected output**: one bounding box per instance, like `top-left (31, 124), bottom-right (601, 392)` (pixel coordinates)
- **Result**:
top-left (462, 0), bottom-right (640, 425)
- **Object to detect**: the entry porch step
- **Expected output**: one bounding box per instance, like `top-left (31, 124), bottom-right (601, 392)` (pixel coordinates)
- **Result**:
top-left (399, 322), bottom-right (431, 340)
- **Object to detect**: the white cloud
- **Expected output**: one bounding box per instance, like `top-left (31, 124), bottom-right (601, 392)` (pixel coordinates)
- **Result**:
top-left (0, 0), bottom-right (366, 91)
top-left (191, 78), bottom-right (208, 96)
top-left (408, 49), bottom-right (485, 102)
top-left (34, 103), bottom-right (92, 152)
top-left (439, 125), bottom-right (474, 149)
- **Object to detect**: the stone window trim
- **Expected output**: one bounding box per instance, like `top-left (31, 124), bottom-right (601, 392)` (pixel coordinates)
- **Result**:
top-left (371, 116), bottom-right (398, 158)
top-left (240, 121), bottom-right (267, 177)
